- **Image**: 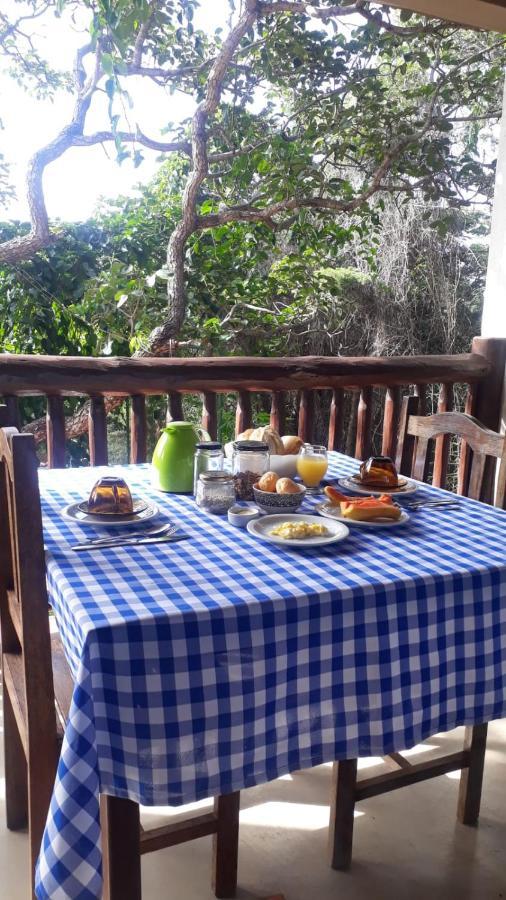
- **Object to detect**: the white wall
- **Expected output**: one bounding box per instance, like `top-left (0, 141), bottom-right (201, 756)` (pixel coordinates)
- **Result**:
top-left (482, 75), bottom-right (506, 338)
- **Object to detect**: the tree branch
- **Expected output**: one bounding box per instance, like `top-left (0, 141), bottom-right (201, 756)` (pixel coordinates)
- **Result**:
top-left (194, 37), bottom-right (503, 234)
top-left (73, 129), bottom-right (191, 155)
top-left (146, 0), bottom-right (259, 353)
top-left (132, 0), bottom-right (157, 68)
top-left (259, 2), bottom-right (362, 18)
top-left (0, 42), bottom-right (101, 264)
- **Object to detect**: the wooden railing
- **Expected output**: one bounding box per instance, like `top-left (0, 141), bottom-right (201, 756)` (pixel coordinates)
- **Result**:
top-left (0, 338), bottom-right (504, 489)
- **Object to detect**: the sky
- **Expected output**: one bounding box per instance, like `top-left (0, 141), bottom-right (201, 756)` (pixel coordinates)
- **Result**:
top-left (0, 0), bottom-right (230, 222)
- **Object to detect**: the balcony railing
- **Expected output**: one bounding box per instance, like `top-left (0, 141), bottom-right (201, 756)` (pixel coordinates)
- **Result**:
top-left (0, 337), bottom-right (504, 498)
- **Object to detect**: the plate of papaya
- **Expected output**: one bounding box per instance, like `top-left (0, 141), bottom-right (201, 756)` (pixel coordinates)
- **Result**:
top-left (316, 487), bottom-right (410, 528)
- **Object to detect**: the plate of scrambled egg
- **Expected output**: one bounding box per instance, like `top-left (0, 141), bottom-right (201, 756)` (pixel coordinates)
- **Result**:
top-left (247, 514), bottom-right (349, 547)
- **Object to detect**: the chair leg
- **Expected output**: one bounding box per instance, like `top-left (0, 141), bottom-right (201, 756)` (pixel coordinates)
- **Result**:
top-left (3, 685), bottom-right (28, 830)
top-left (101, 795), bottom-right (141, 900)
top-left (457, 723), bottom-right (488, 825)
top-left (212, 791), bottom-right (240, 899)
top-left (328, 759), bottom-right (358, 871)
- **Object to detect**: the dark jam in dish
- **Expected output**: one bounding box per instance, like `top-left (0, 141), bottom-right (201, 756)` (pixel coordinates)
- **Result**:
top-left (88, 476), bottom-right (134, 515)
top-left (359, 456), bottom-right (399, 487)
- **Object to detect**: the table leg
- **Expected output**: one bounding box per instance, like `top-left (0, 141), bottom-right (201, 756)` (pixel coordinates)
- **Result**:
top-left (457, 723), bottom-right (488, 825)
top-left (212, 791), bottom-right (240, 898)
top-left (328, 759), bottom-right (358, 870)
top-left (101, 795), bottom-right (141, 900)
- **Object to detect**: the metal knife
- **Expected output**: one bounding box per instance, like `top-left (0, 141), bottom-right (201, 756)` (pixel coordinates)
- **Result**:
top-left (71, 533), bottom-right (189, 552)
top-left (403, 499), bottom-right (460, 509)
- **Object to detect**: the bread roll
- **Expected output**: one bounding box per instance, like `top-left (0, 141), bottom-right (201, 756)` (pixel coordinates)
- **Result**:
top-left (281, 435), bottom-right (303, 455)
top-left (257, 471), bottom-right (279, 493)
top-left (276, 477), bottom-right (301, 495)
top-left (236, 428), bottom-right (254, 441)
top-left (249, 425), bottom-right (284, 454)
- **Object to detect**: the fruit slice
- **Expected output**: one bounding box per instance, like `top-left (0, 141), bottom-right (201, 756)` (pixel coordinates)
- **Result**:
top-left (340, 502), bottom-right (402, 521)
top-left (324, 486), bottom-right (350, 505)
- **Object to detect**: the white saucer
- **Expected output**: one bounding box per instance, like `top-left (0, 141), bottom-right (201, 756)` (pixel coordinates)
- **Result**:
top-left (338, 475), bottom-right (418, 496)
top-left (62, 499), bottom-right (159, 528)
top-left (316, 502), bottom-right (410, 528)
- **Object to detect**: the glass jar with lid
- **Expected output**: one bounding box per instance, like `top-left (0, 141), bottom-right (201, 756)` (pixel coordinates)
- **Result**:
top-left (193, 441), bottom-right (224, 494)
top-left (195, 471), bottom-right (235, 514)
top-left (232, 440), bottom-right (270, 500)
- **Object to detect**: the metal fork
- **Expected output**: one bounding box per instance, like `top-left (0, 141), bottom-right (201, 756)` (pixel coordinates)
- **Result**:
top-left (80, 521), bottom-right (177, 547)
top-left (71, 530), bottom-right (188, 552)
top-left (402, 499), bottom-right (460, 509)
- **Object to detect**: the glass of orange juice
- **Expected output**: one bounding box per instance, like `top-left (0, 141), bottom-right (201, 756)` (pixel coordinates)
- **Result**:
top-left (297, 444), bottom-right (328, 493)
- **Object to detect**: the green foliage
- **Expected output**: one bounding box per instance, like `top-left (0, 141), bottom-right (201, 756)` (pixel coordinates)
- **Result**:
top-left (0, 1), bottom-right (66, 96)
top-left (2, 2), bottom-right (504, 205)
top-left (0, 160), bottom-right (489, 362)
top-left (0, 223), bottom-right (103, 354)
top-left (0, 4), bottom-right (501, 366)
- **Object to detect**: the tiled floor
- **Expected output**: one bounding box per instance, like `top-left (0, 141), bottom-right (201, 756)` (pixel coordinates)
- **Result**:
top-left (1, 689), bottom-right (505, 899)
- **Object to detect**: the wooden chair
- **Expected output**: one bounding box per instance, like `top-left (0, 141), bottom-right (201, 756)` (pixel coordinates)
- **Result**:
top-left (0, 427), bottom-right (240, 899)
top-left (327, 405), bottom-right (506, 871)
top-left (396, 399), bottom-right (506, 506)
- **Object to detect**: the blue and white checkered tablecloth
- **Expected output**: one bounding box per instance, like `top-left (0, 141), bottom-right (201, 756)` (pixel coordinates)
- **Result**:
top-left (34, 453), bottom-right (506, 899)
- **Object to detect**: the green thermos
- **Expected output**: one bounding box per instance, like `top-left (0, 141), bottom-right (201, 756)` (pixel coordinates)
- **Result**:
top-left (151, 421), bottom-right (210, 493)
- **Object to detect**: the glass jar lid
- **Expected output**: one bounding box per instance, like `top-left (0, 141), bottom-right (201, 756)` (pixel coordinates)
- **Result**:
top-left (195, 441), bottom-right (223, 450)
top-left (199, 471), bottom-right (234, 483)
top-left (232, 440), bottom-right (269, 452)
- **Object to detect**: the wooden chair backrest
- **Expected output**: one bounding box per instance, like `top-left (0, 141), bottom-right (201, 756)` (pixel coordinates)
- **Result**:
top-left (0, 427), bottom-right (57, 759)
top-left (396, 404), bottom-right (506, 507)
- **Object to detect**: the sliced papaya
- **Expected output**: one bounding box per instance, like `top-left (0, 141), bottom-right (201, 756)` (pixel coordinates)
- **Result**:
top-left (324, 485), bottom-right (350, 505)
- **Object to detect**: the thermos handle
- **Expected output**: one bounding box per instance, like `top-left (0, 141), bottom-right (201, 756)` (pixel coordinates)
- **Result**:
top-left (197, 426), bottom-right (211, 442)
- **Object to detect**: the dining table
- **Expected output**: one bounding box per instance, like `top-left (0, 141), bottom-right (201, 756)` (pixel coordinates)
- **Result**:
top-left (34, 452), bottom-right (506, 899)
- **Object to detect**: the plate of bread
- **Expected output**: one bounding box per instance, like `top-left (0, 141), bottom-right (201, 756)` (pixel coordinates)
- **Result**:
top-left (317, 487), bottom-right (410, 528)
top-left (338, 455), bottom-right (417, 496)
top-left (225, 426), bottom-right (304, 477)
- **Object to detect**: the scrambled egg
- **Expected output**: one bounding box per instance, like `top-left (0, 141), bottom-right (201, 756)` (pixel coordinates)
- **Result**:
top-left (270, 521), bottom-right (329, 540)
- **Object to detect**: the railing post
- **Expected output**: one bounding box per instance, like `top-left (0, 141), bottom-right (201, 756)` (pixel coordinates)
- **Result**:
top-left (202, 392), bottom-right (218, 440)
top-left (355, 387), bottom-right (373, 460)
top-left (235, 391), bottom-right (252, 436)
top-left (167, 392), bottom-right (183, 423)
top-left (130, 395), bottom-right (147, 464)
top-left (0, 396), bottom-right (21, 429)
top-left (381, 386), bottom-right (401, 459)
top-left (470, 337), bottom-right (506, 431)
top-left (328, 389), bottom-right (344, 452)
top-left (464, 337), bottom-right (506, 501)
top-left (433, 382), bottom-right (454, 489)
top-left (88, 396), bottom-right (108, 466)
top-left (46, 396), bottom-right (66, 468)
top-left (297, 389), bottom-right (314, 443)
top-left (270, 392), bottom-right (285, 436)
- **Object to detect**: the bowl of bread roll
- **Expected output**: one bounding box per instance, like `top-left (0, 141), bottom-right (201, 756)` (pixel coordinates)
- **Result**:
top-left (252, 471), bottom-right (306, 513)
top-left (225, 426), bottom-right (304, 477)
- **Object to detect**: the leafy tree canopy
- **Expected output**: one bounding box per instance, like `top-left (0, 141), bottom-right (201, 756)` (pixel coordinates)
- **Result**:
top-left (0, 1), bottom-right (503, 350)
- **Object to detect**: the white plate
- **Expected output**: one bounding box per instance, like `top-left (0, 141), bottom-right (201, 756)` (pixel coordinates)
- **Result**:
top-left (315, 502), bottom-right (410, 528)
top-left (337, 476), bottom-right (418, 496)
top-left (246, 513), bottom-right (349, 547)
top-left (62, 499), bottom-right (159, 528)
